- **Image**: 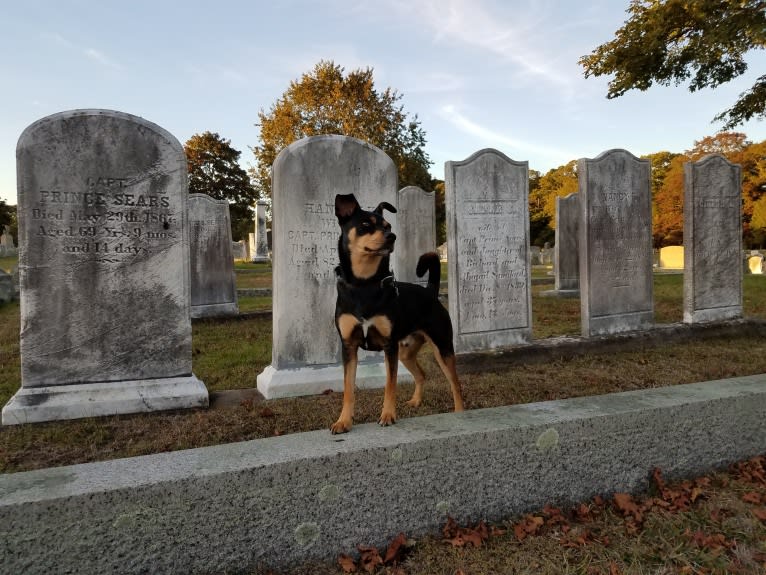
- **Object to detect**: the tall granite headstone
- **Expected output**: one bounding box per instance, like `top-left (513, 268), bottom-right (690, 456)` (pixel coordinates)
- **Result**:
top-left (554, 192), bottom-right (579, 293)
top-left (397, 186), bottom-right (436, 287)
top-left (189, 194), bottom-right (238, 318)
top-left (252, 199), bottom-right (270, 263)
top-left (684, 154), bottom-right (742, 323)
top-left (578, 149), bottom-right (653, 336)
top-left (445, 149), bottom-right (531, 352)
top-left (2, 109), bottom-right (207, 425)
top-left (257, 135), bottom-right (406, 399)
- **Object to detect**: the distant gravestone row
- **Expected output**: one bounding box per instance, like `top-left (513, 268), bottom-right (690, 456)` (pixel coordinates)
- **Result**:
top-left (2, 112), bottom-right (750, 416)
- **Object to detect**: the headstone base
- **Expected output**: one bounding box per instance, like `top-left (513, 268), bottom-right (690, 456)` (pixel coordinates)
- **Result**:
top-left (1, 376), bottom-right (208, 425)
top-left (540, 289), bottom-right (580, 299)
top-left (251, 256), bottom-right (270, 263)
top-left (191, 302), bottom-right (239, 319)
top-left (684, 306), bottom-right (742, 324)
top-left (583, 311), bottom-right (653, 337)
top-left (257, 361), bottom-right (414, 400)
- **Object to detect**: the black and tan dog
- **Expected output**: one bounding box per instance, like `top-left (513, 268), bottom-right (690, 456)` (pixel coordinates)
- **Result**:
top-left (331, 193), bottom-right (464, 434)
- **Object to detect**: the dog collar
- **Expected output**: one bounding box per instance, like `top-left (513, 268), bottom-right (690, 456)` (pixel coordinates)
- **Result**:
top-left (381, 274), bottom-right (398, 296)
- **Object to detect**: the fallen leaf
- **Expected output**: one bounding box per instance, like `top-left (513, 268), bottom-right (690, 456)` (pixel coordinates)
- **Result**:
top-left (357, 545), bottom-right (383, 573)
top-left (337, 554), bottom-right (357, 573)
top-left (609, 561), bottom-right (621, 575)
top-left (752, 507), bottom-right (766, 522)
top-left (259, 407), bottom-right (275, 418)
top-left (613, 493), bottom-right (643, 523)
top-left (384, 532), bottom-right (408, 564)
top-left (743, 491), bottom-right (763, 504)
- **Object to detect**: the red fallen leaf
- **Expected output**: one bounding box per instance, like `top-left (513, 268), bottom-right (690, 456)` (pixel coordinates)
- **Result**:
top-left (383, 532), bottom-right (408, 564)
top-left (513, 515), bottom-right (544, 541)
top-left (442, 516), bottom-right (459, 539)
top-left (322, 388), bottom-right (334, 395)
top-left (574, 503), bottom-right (592, 521)
top-left (474, 520), bottom-right (489, 541)
top-left (357, 545), bottom-right (383, 573)
top-left (613, 493), bottom-right (643, 523)
top-left (593, 495), bottom-right (606, 507)
top-left (240, 398), bottom-right (254, 410)
top-left (490, 525), bottom-right (507, 537)
top-left (609, 561), bottom-right (621, 575)
top-left (337, 554), bottom-right (357, 573)
top-left (259, 407), bottom-right (275, 418)
top-left (742, 491), bottom-right (763, 504)
top-left (652, 468), bottom-right (667, 494)
top-left (752, 507), bottom-right (766, 522)
top-left (460, 529), bottom-right (484, 547)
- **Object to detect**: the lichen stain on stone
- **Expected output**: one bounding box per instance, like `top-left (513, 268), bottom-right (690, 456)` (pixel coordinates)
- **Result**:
top-left (390, 447), bottom-right (403, 463)
top-left (318, 483), bottom-right (340, 502)
top-left (294, 522), bottom-right (320, 546)
top-left (535, 428), bottom-right (560, 452)
top-left (435, 500), bottom-right (450, 514)
top-left (112, 506), bottom-right (161, 529)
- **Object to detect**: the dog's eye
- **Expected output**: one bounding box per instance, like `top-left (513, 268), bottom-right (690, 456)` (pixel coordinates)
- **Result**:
top-left (361, 221), bottom-right (372, 230)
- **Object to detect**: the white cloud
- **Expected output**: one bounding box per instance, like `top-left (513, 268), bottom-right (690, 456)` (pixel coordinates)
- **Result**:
top-left (84, 48), bottom-right (122, 70)
top-left (439, 104), bottom-right (574, 165)
top-left (385, 0), bottom-right (573, 89)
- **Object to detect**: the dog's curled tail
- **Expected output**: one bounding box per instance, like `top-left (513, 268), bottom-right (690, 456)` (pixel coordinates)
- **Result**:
top-left (416, 252), bottom-right (441, 299)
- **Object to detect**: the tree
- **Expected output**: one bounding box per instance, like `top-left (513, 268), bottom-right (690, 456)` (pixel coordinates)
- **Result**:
top-left (580, 0), bottom-right (766, 129)
top-left (0, 200), bottom-right (12, 231)
top-left (252, 60), bottom-right (432, 198)
top-left (184, 132), bottom-right (257, 241)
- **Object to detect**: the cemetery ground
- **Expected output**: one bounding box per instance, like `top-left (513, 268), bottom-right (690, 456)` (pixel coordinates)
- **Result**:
top-left (1, 263), bottom-right (766, 573)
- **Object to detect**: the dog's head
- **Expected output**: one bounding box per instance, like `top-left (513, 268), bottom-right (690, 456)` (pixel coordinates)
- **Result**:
top-left (335, 193), bottom-right (397, 278)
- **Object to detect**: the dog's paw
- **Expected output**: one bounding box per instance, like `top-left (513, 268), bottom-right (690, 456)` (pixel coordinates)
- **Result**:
top-left (378, 410), bottom-right (396, 426)
top-left (406, 397), bottom-right (421, 408)
top-left (330, 419), bottom-right (352, 434)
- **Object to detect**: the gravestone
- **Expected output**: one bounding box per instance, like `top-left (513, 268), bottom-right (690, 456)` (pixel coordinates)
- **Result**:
top-left (2, 109), bottom-right (207, 425)
top-left (252, 199), bottom-right (270, 263)
top-left (579, 149), bottom-right (653, 336)
top-left (0, 226), bottom-right (13, 247)
top-left (257, 135), bottom-right (407, 399)
top-left (684, 154), bottom-right (743, 322)
top-left (248, 232), bottom-right (256, 262)
top-left (232, 241), bottom-right (246, 261)
top-left (445, 149), bottom-right (531, 352)
top-left (189, 194), bottom-right (238, 318)
top-left (659, 246), bottom-right (684, 269)
top-left (749, 254), bottom-right (764, 275)
top-left (0, 270), bottom-right (13, 303)
top-left (553, 192), bottom-right (579, 294)
top-left (397, 186), bottom-right (436, 287)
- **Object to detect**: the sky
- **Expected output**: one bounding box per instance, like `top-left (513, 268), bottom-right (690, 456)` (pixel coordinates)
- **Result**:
top-left (2, 0), bottom-right (766, 206)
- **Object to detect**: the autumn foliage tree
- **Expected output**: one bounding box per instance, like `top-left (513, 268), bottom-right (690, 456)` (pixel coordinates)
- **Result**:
top-left (184, 132), bottom-right (257, 241)
top-left (529, 162), bottom-right (578, 245)
top-left (580, 0), bottom-right (766, 129)
top-left (252, 60), bottom-right (431, 198)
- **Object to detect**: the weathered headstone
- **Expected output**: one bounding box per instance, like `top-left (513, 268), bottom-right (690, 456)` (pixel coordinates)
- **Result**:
top-left (232, 241), bottom-right (246, 261)
top-left (248, 232), bottom-right (256, 262)
top-left (0, 270), bottom-right (13, 303)
top-left (252, 199), bottom-right (270, 263)
top-left (579, 149), bottom-right (653, 336)
top-left (257, 135), bottom-right (406, 399)
top-left (445, 149), bottom-right (531, 352)
top-left (659, 246), bottom-right (684, 269)
top-left (684, 154), bottom-right (743, 322)
top-left (749, 254), bottom-right (764, 275)
top-left (2, 109), bottom-right (207, 425)
top-left (397, 186), bottom-right (436, 287)
top-left (0, 226), bottom-right (13, 247)
top-left (552, 192), bottom-right (579, 294)
top-left (189, 194), bottom-right (238, 318)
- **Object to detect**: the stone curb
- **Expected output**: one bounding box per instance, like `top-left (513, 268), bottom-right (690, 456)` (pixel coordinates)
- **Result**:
top-left (1, 375), bottom-right (764, 573)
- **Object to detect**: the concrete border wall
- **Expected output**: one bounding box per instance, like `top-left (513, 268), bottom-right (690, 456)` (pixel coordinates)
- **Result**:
top-left (1, 376), bottom-right (765, 573)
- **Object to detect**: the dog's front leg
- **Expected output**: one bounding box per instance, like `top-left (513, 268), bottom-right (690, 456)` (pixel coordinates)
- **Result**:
top-left (331, 342), bottom-right (358, 434)
top-left (379, 345), bottom-right (399, 426)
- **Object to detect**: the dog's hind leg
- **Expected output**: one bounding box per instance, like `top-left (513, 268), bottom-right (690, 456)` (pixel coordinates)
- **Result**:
top-left (379, 346), bottom-right (399, 426)
top-left (399, 333), bottom-right (426, 407)
top-left (425, 335), bottom-right (465, 412)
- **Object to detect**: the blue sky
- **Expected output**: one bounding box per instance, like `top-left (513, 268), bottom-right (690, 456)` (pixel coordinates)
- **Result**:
top-left (2, 0), bottom-right (765, 205)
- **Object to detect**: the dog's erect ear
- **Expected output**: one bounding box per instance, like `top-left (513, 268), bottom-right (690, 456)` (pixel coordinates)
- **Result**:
top-left (374, 201), bottom-right (397, 215)
top-left (335, 194), bottom-right (360, 223)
